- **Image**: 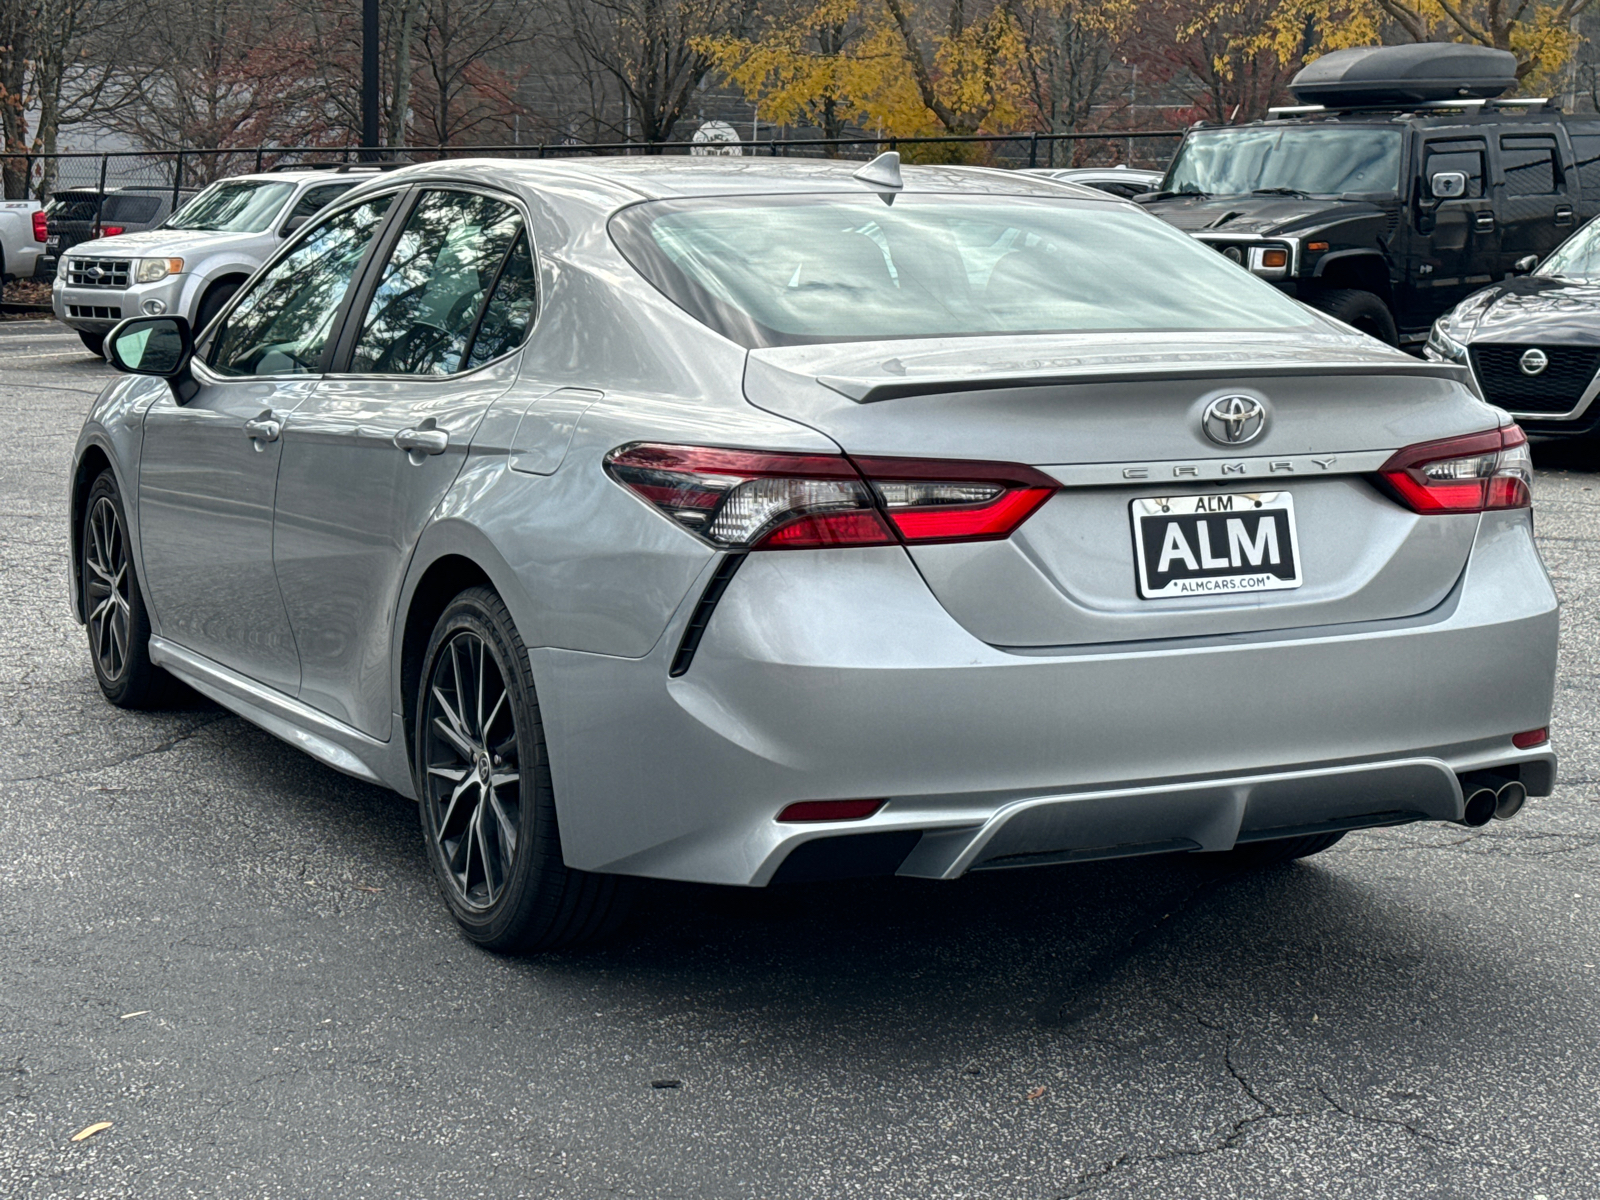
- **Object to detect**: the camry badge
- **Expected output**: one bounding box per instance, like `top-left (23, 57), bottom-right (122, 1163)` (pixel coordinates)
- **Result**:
top-left (1201, 395), bottom-right (1268, 446)
top-left (1520, 348), bottom-right (1549, 376)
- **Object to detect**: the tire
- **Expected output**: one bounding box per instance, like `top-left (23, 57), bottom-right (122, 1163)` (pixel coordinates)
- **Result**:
top-left (192, 279), bottom-right (240, 337)
top-left (81, 470), bottom-right (169, 708)
top-left (415, 586), bottom-right (632, 952)
top-left (1306, 288), bottom-right (1398, 346)
top-left (78, 330), bottom-right (105, 358)
top-left (1217, 831), bottom-right (1346, 869)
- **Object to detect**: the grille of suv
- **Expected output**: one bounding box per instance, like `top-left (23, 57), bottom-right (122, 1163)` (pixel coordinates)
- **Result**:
top-left (66, 258), bottom-right (131, 288)
top-left (1469, 344), bottom-right (1600, 414)
top-left (67, 304), bottom-right (123, 320)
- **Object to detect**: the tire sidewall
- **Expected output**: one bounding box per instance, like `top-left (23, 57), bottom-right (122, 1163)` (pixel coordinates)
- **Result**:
top-left (414, 590), bottom-right (552, 946)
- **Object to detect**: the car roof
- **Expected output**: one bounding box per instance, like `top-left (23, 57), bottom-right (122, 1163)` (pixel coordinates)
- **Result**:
top-left (335, 155), bottom-right (1125, 209)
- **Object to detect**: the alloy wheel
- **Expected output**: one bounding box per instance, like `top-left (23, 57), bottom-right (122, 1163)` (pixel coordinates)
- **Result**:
top-left (422, 631), bottom-right (522, 911)
top-left (84, 496), bottom-right (133, 681)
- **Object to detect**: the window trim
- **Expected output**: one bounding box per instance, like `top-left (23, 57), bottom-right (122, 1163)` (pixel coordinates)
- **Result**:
top-left (323, 181), bottom-right (542, 381)
top-left (196, 186), bottom-right (412, 384)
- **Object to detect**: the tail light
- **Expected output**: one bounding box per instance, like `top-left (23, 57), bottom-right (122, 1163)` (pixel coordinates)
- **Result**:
top-left (99, 225), bottom-right (125, 237)
top-left (1378, 426), bottom-right (1532, 514)
top-left (604, 443), bottom-right (1058, 551)
top-left (31, 211), bottom-right (47, 241)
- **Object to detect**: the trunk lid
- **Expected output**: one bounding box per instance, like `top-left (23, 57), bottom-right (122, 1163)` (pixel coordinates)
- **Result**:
top-left (743, 331), bottom-right (1494, 647)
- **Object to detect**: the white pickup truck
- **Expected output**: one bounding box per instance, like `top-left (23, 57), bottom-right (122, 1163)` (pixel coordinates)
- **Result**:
top-left (52, 165), bottom-right (389, 354)
top-left (0, 198), bottom-right (47, 286)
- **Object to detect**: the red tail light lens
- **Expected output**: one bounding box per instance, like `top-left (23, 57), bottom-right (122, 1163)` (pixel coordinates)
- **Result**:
top-left (1378, 426), bottom-right (1532, 514)
top-left (605, 444), bottom-right (1059, 551)
top-left (32, 211), bottom-right (47, 242)
top-left (99, 225), bottom-right (125, 237)
top-left (1513, 727), bottom-right (1549, 749)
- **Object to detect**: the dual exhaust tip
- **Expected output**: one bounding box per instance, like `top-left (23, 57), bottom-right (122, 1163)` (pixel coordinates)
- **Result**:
top-left (1459, 776), bottom-right (1527, 827)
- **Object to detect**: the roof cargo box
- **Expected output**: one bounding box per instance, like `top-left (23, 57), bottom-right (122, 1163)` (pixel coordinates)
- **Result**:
top-left (1289, 44), bottom-right (1517, 107)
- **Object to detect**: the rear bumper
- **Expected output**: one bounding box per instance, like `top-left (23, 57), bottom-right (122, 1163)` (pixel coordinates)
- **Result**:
top-left (534, 509), bottom-right (1558, 886)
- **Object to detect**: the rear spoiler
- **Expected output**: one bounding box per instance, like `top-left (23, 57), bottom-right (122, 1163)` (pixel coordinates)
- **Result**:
top-left (817, 359), bottom-right (1474, 404)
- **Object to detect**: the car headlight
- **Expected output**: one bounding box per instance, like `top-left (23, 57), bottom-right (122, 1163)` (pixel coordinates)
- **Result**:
top-left (136, 257), bottom-right (184, 283)
top-left (1425, 319), bottom-right (1470, 365)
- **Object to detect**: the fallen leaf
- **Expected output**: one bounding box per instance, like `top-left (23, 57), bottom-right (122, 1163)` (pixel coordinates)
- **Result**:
top-left (1027, 1086), bottom-right (1046, 1101)
top-left (119, 1011), bottom-right (149, 1020)
top-left (71, 1122), bottom-right (112, 1142)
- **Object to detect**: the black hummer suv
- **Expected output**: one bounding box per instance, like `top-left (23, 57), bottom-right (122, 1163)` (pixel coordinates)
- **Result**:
top-left (1138, 43), bottom-right (1600, 347)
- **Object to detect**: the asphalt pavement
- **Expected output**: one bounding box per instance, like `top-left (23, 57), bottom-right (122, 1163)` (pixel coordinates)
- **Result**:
top-left (2, 318), bottom-right (1598, 1199)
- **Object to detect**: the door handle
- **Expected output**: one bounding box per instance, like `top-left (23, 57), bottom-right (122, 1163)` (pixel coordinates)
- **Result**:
top-left (1556, 205), bottom-right (1574, 226)
top-left (394, 422), bottom-right (448, 462)
top-left (243, 411), bottom-right (281, 449)
top-left (1474, 212), bottom-right (1495, 232)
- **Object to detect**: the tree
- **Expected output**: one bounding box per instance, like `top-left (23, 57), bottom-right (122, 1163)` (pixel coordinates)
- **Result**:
top-left (413, 0), bottom-right (535, 146)
top-left (880, 0), bottom-right (1027, 135)
top-left (1008, 0), bottom-right (1136, 143)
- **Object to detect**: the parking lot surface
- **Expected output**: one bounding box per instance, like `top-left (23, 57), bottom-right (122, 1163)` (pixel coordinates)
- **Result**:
top-left (2, 318), bottom-right (1598, 1198)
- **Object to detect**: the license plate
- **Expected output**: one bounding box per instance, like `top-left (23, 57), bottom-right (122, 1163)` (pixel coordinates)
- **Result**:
top-left (1131, 491), bottom-right (1302, 599)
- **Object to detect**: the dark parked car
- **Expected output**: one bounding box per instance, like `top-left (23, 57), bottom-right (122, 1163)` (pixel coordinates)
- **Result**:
top-left (38, 186), bottom-right (195, 279)
top-left (1139, 43), bottom-right (1600, 348)
top-left (1427, 214), bottom-right (1600, 439)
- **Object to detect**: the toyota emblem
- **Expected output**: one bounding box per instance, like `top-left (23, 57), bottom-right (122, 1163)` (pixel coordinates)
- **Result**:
top-left (1520, 348), bottom-right (1549, 376)
top-left (1201, 395), bottom-right (1268, 446)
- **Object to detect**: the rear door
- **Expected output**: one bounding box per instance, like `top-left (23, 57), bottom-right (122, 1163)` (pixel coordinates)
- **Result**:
top-left (272, 186), bottom-right (537, 737)
top-left (1496, 130), bottom-right (1573, 269)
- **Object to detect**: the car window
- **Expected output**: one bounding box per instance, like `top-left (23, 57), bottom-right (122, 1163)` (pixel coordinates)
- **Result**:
top-left (611, 193), bottom-right (1315, 348)
top-left (464, 231), bottom-right (538, 369)
top-left (1501, 136), bottom-right (1559, 196)
top-left (209, 195), bottom-right (395, 377)
top-left (284, 183), bottom-right (355, 227)
top-left (1163, 126), bottom-right (1403, 197)
top-left (166, 181), bottom-right (296, 232)
top-left (349, 190), bottom-right (524, 376)
top-left (46, 193), bottom-right (101, 222)
top-left (103, 195), bottom-right (162, 223)
top-left (1538, 218), bottom-right (1600, 278)
top-left (1425, 141), bottom-right (1486, 199)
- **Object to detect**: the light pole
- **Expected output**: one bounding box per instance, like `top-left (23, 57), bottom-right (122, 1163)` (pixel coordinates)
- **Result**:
top-left (362, 0), bottom-right (380, 159)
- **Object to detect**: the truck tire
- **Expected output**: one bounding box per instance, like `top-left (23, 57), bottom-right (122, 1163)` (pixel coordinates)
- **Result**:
top-left (78, 331), bottom-right (106, 358)
top-left (1306, 288), bottom-right (1398, 346)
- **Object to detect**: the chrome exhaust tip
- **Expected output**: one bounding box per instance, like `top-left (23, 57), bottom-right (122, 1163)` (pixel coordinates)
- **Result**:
top-left (1494, 780), bottom-right (1528, 821)
top-left (1461, 787), bottom-right (1498, 827)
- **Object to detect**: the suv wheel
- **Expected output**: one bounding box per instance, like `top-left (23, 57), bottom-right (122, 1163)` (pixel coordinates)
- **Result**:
top-left (1307, 288), bottom-right (1398, 345)
top-left (193, 279), bottom-right (240, 335)
top-left (416, 587), bottom-right (632, 952)
top-left (78, 330), bottom-right (106, 358)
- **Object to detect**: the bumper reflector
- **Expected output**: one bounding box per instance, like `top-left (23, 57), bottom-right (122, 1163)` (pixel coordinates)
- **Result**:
top-left (776, 799), bottom-right (886, 823)
top-left (1512, 727), bottom-right (1549, 749)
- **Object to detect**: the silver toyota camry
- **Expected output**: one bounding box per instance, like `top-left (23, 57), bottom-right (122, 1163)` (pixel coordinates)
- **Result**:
top-left (68, 155), bottom-right (1559, 951)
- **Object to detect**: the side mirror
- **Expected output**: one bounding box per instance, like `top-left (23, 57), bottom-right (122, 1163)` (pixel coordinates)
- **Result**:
top-left (279, 212), bottom-right (310, 237)
top-left (1429, 170), bottom-right (1468, 200)
top-left (105, 316), bottom-right (194, 390)
top-left (1513, 254), bottom-right (1539, 275)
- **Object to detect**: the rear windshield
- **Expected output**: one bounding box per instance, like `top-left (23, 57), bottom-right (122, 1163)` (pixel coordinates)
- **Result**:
top-left (165, 181), bottom-right (294, 233)
top-left (610, 193), bottom-right (1316, 347)
top-left (45, 193), bottom-right (101, 222)
top-left (104, 194), bottom-right (161, 223)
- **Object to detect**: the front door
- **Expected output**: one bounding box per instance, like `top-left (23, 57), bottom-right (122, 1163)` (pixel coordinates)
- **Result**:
top-left (272, 188), bottom-right (539, 737)
top-left (1408, 136), bottom-right (1498, 322)
top-left (137, 192), bottom-right (398, 690)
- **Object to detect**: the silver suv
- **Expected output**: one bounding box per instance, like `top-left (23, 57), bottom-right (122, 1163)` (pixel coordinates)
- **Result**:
top-left (53, 165), bottom-right (389, 356)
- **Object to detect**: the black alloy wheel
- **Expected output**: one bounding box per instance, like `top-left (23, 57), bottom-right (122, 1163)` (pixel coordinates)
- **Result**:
top-left (80, 469), bottom-right (165, 707)
top-left (422, 627), bottom-right (522, 912)
top-left (416, 587), bottom-right (632, 951)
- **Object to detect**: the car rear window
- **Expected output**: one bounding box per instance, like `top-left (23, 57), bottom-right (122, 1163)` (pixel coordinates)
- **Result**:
top-left (104, 195), bottom-right (161, 223)
top-left (609, 193), bottom-right (1316, 347)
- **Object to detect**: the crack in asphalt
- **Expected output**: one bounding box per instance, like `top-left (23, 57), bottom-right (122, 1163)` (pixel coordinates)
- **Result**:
top-left (1314, 1082), bottom-right (1449, 1146)
top-left (0, 717), bottom-right (229, 785)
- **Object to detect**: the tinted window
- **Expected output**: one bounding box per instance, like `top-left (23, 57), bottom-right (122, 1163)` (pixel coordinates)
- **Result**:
top-left (103, 195), bottom-right (162, 223)
top-left (350, 190), bottom-right (523, 375)
top-left (465, 232), bottom-right (537, 369)
top-left (167, 181), bottom-right (295, 232)
top-left (46, 193), bottom-right (102, 222)
top-left (1572, 133), bottom-right (1600, 196)
top-left (1425, 141), bottom-right (1486, 198)
top-left (611, 194), bottom-right (1315, 348)
top-left (210, 195), bottom-right (394, 377)
top-left (1164, 127), bottom-right (1403, 196)
top-left (1501, 136), bottom-right (1558, 196)
top-left (283, 183), bottom-right (355, 227)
